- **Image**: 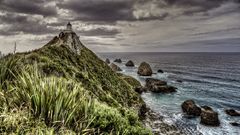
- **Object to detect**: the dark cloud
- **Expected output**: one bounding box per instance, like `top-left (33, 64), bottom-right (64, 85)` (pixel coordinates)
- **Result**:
top-left (0, 13), bottom-right (57, 35)
top-left (163, 0), bottom-right (240, 15)
top-left (79, 28), bottom-right (120, 37)
top-left (191, 27), bottom-right (240, 36)
top-left (0, 0), bottom-right (57, 16)
top-left (57, 0), bottom-right (170, 22)
top-left (57, 0), bottom-right (135, 22)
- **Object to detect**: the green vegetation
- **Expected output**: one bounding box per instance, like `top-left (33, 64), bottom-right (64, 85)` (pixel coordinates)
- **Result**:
top-left (117, 73), bottom-right (142, 89)
top-left (0, 45), bottom-right (151, 134)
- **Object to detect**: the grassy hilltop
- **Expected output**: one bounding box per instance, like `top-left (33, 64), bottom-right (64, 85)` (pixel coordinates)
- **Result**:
top-left (0, 39), bottom-right (151, 134)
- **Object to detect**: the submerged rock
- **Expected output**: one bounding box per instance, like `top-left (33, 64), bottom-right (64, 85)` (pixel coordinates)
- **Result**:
top-left (200, 107), bottom-right (220, 126)
top-left (125, 60), bottom-right (135, 67)
top-left (145, 78), bottom-right (167, 88)
top-left (225, 109), bottom-right (240, 116)
top-left (110, 63), bottom-right (122, 71)
top-left (105, 58), bottom-right (110, 64)
top-left (181, 100), bottom-right (201, 116)
top-left (201, 106), bottom-right (213, 111)
top-left (138, 103), bottom-right (149, 120)
top-left (135, 86), bottom-right (147, 94)
top-left (176, 80), bottom-right (183, 83)
top-left (150, 85), bottom-right (177, 93)
top-left (138, 62), bottom-right (153, 76)
top-left (230, 122), bottom-right (240, 126)
top-left (157, 69), bottom-right (164, 73)
top-left (114, 58), bottom-right (122, 63)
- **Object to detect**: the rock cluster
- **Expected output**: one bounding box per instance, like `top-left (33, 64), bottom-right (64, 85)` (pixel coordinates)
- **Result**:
top-left (143, 109), bottom-right (185, 135)
top-left (181, 100), bottom-right (220, 126)
top-left (225, 109), bottom-right (240, 127)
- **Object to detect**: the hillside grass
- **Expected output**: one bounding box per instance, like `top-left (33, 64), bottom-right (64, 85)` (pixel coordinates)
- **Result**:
top-left (0, 46), bottom-right (151, 134)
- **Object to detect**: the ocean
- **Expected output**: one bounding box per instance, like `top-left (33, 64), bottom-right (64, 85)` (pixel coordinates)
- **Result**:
top-left (98, 52), bottom-right (240, 135)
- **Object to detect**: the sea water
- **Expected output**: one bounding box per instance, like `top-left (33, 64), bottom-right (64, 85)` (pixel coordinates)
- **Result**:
top-left (98, 52), bottom-right (240, 135)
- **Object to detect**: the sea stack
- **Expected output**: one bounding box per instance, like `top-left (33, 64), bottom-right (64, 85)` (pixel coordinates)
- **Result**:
top-left (138, 62), bottom-right (153, 76)
top-left (200, 107), bottom-right (220, 126)
top-left (181, 100), bottom-right (201, 116)
top-left (126, 60), bottom-right (135, 67)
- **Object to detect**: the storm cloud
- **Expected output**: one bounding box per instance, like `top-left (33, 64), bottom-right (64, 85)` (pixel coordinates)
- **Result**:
top-left (0, 0), bottom-right (240, 53)
top-left (0, 0), bottom-right (57, 16)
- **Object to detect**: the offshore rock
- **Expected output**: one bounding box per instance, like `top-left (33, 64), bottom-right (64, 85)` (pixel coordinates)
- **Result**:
top-left (114, 58), bottom-right (122, 63)
top-left (200, 107), bottom-right (220, 126)
top-left (225, 109), bottom-right (240, 116)
top-left (138, 62), bottom-right (153, 76)
top-left (110, 63), bottom-right (122, 72)
top-left (157, 69), bottom-right (164, 73)
top-left (125, 60), bottom-right (135, 67)
top-left (105, 58), bottom-right (110, 64)
top-left (145, 78), bottom-right (176, 93)
top-left (181, 100), bottom-right (201, 116)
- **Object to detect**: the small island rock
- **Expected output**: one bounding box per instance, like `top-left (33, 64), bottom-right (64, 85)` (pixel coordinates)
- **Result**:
top-left (105, 58), bottom-right (110, 64)
top-left (230, 122), bottom-right (240, 126)
top-left (145, 78), bottom-right (176, 93)
top-left (114, 59), bottom-right (122, 63)
top-left (157, 69), bottom-right (164, 73)
top-left (201, 106), bottom-right (213, 111)
top-left (125, 60), bottom-right (135, 67)
top-left (110, 63), bottom-right (122, 72)
top-left (135, 86), bottom-right (147, 94)
top-left (181, 100), bottom-right (201, 116)
top-left (200, 107), bottom-right (220, 126)
top-left (225, 109), bottom-right (240, 116)
top-left (145, 78), bottom-right (167, 88)
top-left (138, 62), bottom-right (153, 76)
top-left (176, 80), bottom-right (183, 83)
top-left (138, 103), bottom-right (149, 120)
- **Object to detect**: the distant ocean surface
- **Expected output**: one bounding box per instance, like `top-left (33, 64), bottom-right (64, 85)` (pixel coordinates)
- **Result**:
top-left (98, 52), bottom-right (240, 135)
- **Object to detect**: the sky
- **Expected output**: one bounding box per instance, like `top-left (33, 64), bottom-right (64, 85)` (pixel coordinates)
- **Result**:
top-left (0, 0), bottom-right (240, 53)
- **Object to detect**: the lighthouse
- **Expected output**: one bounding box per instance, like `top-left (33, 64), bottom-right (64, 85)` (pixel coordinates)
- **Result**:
top-left (66, 22), bottom-right (72, 31)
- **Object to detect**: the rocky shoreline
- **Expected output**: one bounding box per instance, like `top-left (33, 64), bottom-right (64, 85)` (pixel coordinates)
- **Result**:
top-left (106, 58), bottom-right (240, 134)
top-left (144, 108), bottom-right (185, 135)
top-left (107, 58), bottom-right (186, 134)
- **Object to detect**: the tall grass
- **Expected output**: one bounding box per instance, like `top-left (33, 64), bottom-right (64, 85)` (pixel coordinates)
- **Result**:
top-left (10, 66), bottom-right (96, 133)
top-left (0, 57), bottom-right (20, 90)
top-left (0, 57), bottom-right (20, 112)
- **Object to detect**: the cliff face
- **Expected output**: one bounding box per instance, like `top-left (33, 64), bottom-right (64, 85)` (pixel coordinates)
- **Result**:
top-left (0, 31), bottom-right (150, 134)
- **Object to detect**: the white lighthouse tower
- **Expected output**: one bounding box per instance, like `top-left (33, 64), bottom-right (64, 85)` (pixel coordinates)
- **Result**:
top-left (62, 22), bottom-right (73, 33)
top-left (66, 22), bottom-right (72, 31)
